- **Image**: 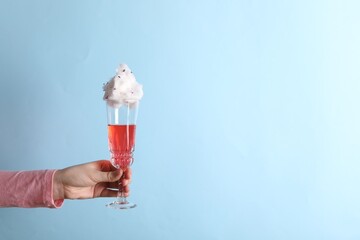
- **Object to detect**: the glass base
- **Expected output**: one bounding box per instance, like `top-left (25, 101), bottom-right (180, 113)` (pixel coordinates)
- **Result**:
top-left (106, 200), bottom-right (137, 210)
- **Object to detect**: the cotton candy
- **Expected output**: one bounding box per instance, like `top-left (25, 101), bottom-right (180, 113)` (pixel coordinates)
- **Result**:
top-left (103, 64), bottom-right (143, 108)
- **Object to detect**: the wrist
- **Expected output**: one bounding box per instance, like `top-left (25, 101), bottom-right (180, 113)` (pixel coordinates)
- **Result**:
top-left (53, 170), bottom-right (65, 200)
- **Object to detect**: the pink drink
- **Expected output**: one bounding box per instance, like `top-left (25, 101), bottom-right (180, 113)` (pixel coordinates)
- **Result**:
top-left (108, 124), bottom-right (136, 170)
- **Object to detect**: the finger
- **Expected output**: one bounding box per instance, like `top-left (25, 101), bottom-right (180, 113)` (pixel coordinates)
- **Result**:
top-left (99, 188), bottom-right (119, 198)
top-left (123, 185), bottom-right (130, 193)
top-left (122, 178), bottom-right (131, 186)
top-left (124, 168), bottom-right (132, 180)
top-left (105, 179), bottom-right (131, 189)
top-left (96, 169), bottom-right (123, 183)
top-left (97, 160), bottom-right (117, 172)
top-left (102, 188), bottom-right (130, 197)
top-left (106, 184), bottom-right (130, 193)
top-left (107, 182), bottom-right (119, 189)
top-left (107, 180), bottom-right (131, 189)
top-left (105, 177), bottom-right (129, 187)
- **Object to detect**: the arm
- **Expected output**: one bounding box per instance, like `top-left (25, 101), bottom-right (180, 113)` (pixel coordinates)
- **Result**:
top-left (0, 160), bottom-right (130, 208)
top-left (0, 170), bottom-right (62, 208)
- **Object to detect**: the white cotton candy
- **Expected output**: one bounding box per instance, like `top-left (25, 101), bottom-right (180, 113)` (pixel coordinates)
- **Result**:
top-left (103, 64), bottom-right (143, 108)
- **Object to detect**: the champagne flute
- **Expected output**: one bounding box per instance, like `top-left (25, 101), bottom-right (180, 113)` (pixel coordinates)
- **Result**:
top-left (106, 101), bottom-right (138, 209)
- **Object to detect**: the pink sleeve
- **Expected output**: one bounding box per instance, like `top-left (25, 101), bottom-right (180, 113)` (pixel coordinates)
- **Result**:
top-left (0, 170), bottom-right (64, 208)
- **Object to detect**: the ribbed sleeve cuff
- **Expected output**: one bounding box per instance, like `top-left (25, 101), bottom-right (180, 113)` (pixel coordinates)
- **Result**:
top-left (48, 170), bottom-right (64, 208)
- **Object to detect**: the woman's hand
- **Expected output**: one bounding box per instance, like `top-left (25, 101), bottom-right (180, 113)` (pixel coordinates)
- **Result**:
top-left (53, 160), bottom-right (131, 200)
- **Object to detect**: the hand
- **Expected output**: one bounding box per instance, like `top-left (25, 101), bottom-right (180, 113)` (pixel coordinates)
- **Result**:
top-left (53, 160), bottom-right (131, 200)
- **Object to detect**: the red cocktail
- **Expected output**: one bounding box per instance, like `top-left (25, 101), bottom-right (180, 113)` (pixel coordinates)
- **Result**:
top-left (108, 124), bottom-right (136, 170)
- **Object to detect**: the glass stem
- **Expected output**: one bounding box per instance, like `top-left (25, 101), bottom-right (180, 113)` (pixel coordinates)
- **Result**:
top-left (117, 171), bottom-right (127, 203)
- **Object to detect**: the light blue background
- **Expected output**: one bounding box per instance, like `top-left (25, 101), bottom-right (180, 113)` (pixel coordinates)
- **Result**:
top-left (1, 0), bottom-right (360, 239)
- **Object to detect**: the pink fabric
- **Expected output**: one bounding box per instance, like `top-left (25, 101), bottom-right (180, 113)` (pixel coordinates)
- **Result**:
top-left (0, 170), bottom-right (64, 208)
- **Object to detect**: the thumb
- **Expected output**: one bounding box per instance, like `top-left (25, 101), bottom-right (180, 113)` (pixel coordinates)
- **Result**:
top-left (97, 169), bottom-right (123, 183)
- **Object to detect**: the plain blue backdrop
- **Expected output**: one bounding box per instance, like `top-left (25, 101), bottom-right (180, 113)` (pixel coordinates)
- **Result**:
top-left (1, 0), bottom-right (360, 239)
